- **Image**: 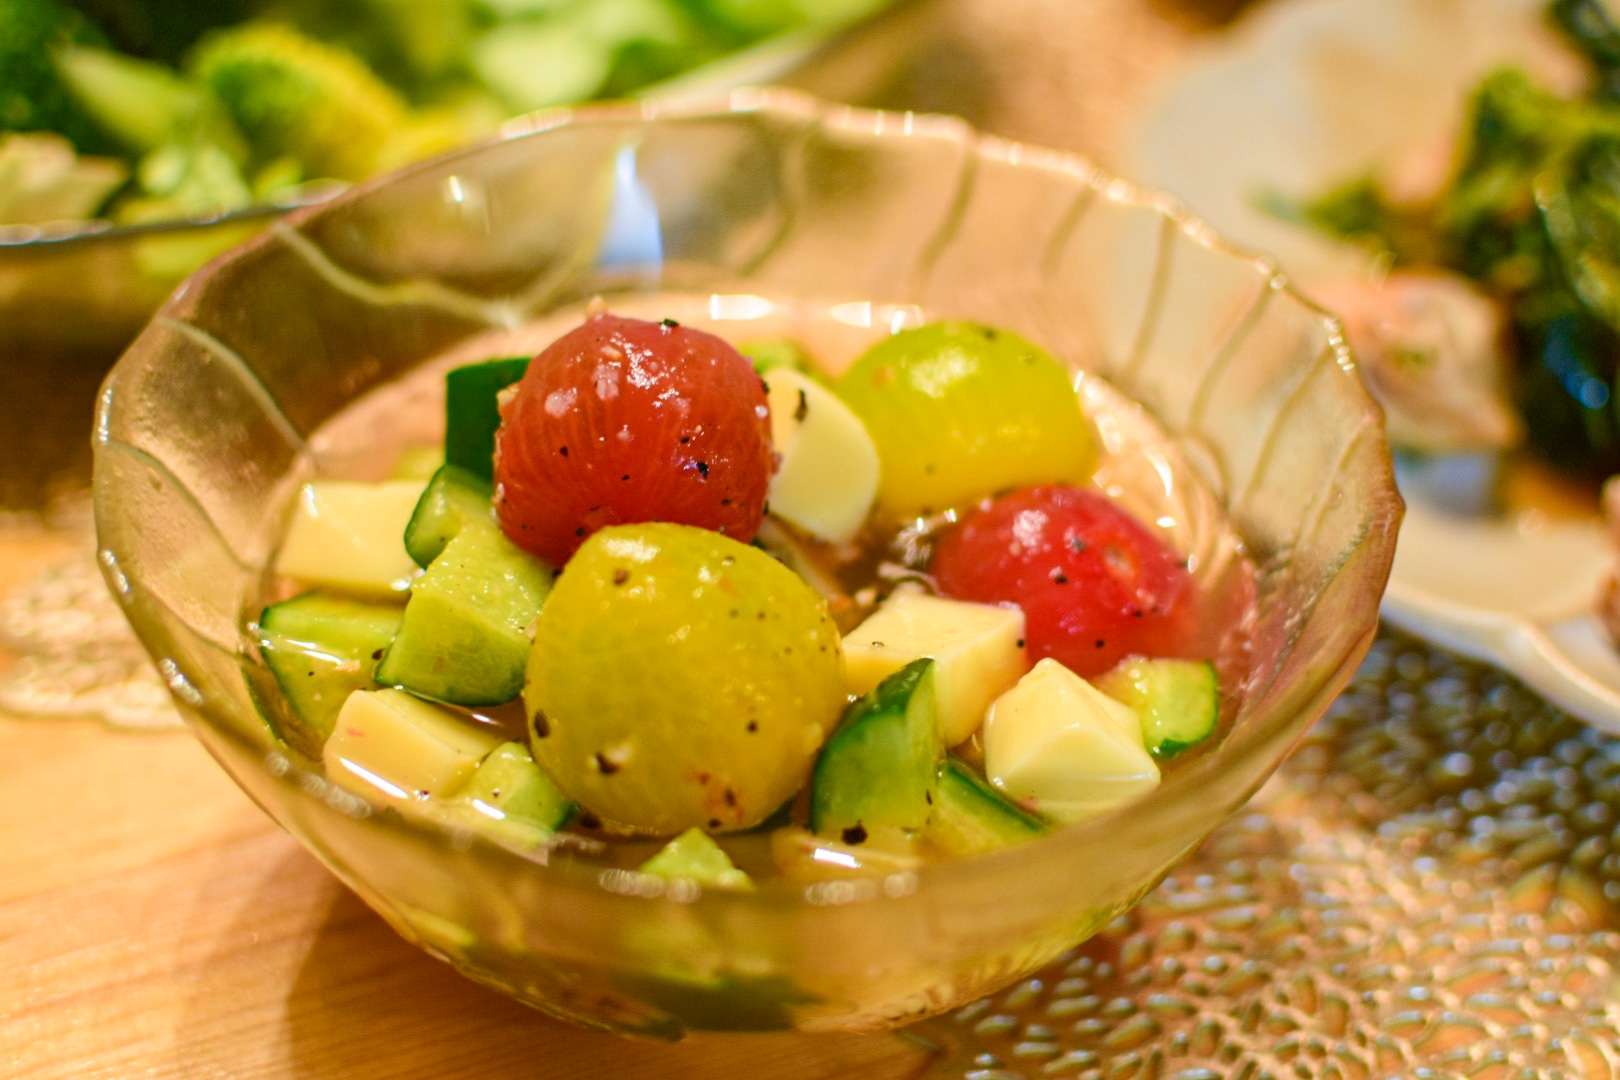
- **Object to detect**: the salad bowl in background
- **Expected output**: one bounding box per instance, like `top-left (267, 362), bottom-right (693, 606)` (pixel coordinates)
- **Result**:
top-left (92, 90), bottom-right (1400, 1036)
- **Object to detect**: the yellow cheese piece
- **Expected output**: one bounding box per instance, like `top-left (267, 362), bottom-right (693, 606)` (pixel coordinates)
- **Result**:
top-left (323, 687), bottom-right (502, 803)
top-left (275, 479), bottom-right (423, 596)
top-left (764, 367), bottom-right (880, 543)
top-left (984, 658), bottom-right (1159, 822)
top-left (842, 587), bottom-right (1025, 746)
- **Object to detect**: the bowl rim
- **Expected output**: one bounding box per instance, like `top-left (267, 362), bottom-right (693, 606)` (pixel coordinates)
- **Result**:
top-left (97, 86), bottom-right (1402, 913)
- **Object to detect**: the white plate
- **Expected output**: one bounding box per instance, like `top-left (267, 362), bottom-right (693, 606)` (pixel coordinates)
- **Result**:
top-left (1127, 0), bottom-right (1620, 732)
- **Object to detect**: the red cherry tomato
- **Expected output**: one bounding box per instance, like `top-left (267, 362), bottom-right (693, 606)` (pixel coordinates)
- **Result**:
top-left (931, 485), bottom-right (1197, 677)
top-left (494, 313), bottom-right (774, 565)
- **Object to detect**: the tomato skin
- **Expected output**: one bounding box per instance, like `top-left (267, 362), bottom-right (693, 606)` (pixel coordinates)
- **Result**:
top-left (494, 313), bottom-right (773, 565)
top-left (931, 485), bottom-right (1197, 677)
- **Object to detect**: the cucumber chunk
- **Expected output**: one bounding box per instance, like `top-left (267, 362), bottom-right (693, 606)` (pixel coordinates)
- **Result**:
top-left (258, 592), bottom-right (404, 758)
top-left (375, 523), bottom-right (554, 705)
top-left (809, 658), bottom-right (942, 841)
top-left (639, 827), bottom-right (754, 892)
top-left (741, 337), bottom-right (819, 380)
top-left (927, 755), bottom-right (1049, 856)
top-left (1094, 657), bottom-right (1219, 760)
top-left (444, 356), bottom-right (529, 480)
top-left (403, 464), bottom-right (496, 568)
top-left (432, 741), bottom-right (574, 849)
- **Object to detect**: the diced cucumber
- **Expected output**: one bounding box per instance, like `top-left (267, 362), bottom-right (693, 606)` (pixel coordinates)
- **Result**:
top-left (926, 755), bottom-right (1049, 856)
top-left (403, 464), bottom-right (496, 568)
top-left (1094, 657), bottom-right (1219, 760)
top-left (444, 356), bottom-right (529, 480)
top-left (808, 657), bottom-right (942, 841)
top-left (639, 827), bottom-right (754, 892)
top-left (741, 337), bottom-right (819, 380)
top-left (323, 687), bottom-right (503, 801)
top-left (275, 479), bottom-right (424, 596)
top-left (258, 592), bottom-right (404, 758)
top-left (376, 522), bottom-right (554, 706)
top-left (390, 445), bottom-right (445, 481)
top-left (432, 741), bottom-right (574, 849)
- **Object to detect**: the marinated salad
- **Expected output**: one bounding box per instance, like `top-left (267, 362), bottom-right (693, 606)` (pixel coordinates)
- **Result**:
top-left (256, 300), bottom-right (1254, 888)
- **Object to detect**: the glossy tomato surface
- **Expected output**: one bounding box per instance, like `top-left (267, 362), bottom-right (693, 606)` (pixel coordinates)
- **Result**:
top-left (494, 313), bottom-right (774, 565)
top-left (932, 485), bottom-right (1198, 677)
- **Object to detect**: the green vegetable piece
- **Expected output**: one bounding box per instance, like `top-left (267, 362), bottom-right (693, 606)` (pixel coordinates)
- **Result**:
top-left (638, 827), bottom-right (754, 891)
top-left (809, 657), bottom-right (942, 840)
top-left (926, 755), bottom-right (1049, 857)
top-left (375, 522), bottom-right (553, 706)
top-left (52, 43), bottom-right (245, 157)
top-left (390, 445), bottom-right (445, 482)
top-left (258, 591), bottom-right (404, 758)
top-left (444, 741), bottom-right (574, 848)
top-left (1094, 657), bottom-right (1219, 760)
top-left (740, 337), bottom-right (819, 380)
top-left (189, 21), bottom-right (407, 181)
top-left (403, 463), bottom-right (496, 568)
top-left (0, 0), bottom-right (114, 154)
top-left (444, 356), bottom-right (529, 481)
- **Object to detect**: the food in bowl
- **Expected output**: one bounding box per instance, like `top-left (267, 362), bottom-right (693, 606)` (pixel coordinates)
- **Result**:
top-left (256, 296), bottom-right (1257, 886)
top-left (94, 93), bottom-right (1399, 1033)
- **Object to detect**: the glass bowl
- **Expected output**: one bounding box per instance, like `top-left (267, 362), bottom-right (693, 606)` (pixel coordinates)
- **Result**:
top-left (91, 89), bottom-right (1402, 1037)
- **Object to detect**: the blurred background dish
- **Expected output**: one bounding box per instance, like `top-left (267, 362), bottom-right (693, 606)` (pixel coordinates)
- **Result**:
top-left (0, 0), bottom-right (899, 507)
top-left (1129, 0), bottom-right (1620, 734)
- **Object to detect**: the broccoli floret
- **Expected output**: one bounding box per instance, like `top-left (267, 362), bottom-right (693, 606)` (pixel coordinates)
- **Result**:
top-left (188, 22), bottom-right (409, 182)
top-left (0, 0), bottom-right (115, 153)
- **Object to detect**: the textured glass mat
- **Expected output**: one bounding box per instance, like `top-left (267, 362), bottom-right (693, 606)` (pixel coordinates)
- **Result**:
top-left (915, 629), bottom-right (1620, 1079)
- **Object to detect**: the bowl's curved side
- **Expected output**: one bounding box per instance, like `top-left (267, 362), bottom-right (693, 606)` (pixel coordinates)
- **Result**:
top-left (92, 91), bottom-right (1400, 1034)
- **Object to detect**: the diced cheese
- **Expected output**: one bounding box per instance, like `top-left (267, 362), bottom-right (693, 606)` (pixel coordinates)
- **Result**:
top-left (984, 658), bottom-right (1159, 822)
top-left (842, 587), bottom-right (1025, 746)
top-left (275, 479), bottom-right (424, 596)
top-left (323, 688), bottom-right (502, 803)
top-left (763, 367), bottom-right (880, 543)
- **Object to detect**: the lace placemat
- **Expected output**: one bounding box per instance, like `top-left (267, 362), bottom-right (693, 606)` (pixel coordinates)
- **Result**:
top-left (0, 509), bottom-right (180, 731)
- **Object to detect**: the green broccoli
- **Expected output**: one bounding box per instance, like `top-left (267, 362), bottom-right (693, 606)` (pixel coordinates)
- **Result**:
top-left (0, 0), bottom-right (115, 153)
top-left (188, 22), bottom-right (409, 182)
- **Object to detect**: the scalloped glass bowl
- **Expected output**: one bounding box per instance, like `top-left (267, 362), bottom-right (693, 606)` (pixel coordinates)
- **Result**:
top-left (92, 90), bottom-right (1401, 1036)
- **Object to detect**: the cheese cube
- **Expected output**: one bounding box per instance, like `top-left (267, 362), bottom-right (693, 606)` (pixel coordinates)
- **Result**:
top-left (275, 479), bottom-right (424, 596)
top-left (984, 658), bottom-right (1159, 822)
top-left (763, 367), bottom-right (880, 543)
top-left (842, 588), bottom-right (1025, 746)
top-left (323, 688), bottom-right (502, 802)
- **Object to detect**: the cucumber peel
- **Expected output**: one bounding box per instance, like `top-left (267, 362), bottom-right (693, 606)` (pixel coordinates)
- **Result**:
top-left (809, 657), bottom-right (942, 840)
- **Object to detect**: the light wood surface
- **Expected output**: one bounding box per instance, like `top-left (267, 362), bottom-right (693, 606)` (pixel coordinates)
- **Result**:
top-left (0, 717), bottom-right (937, 1078)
